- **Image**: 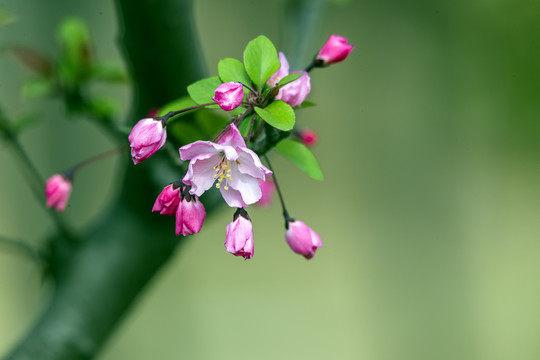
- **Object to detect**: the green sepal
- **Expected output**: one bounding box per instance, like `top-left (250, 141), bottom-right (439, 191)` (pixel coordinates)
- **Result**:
top-left (91, 63), bottom-right (128, 83)
top-left (275, 139), bottom-right (324, 181)
top-left (254, 100), bottom-right (295, 131)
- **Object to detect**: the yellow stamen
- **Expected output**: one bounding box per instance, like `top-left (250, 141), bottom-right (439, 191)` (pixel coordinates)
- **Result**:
top-left (214, 158), bottom-right (233, 191)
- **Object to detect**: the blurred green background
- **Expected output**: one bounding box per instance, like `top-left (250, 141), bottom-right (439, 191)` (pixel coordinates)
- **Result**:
top-left (2, 0), bottom-right (540, 359)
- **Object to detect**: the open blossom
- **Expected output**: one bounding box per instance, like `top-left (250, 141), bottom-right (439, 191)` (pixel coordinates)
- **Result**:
top-left (316, 35), bottom-right (354, 65)
top-left (176, 192), bottom-right (206, 236)
top-left (268, 52), bottom-right (311, 108)
top-left (225, 209), bottom-right (254, 259)
top-left (45, 174), bottom-right (72, 211)
top-left (212, 82), bottom-right (244, 111)
top-left (152, 183), bottom-right (181, 216)
top-left (256, 178), bottom-right (275, 207)
top-left (179, 123), bottom-right (272, 208)
top-left (285, 220), bottom-right (322, 260)
top-left (128, 118), bottom-right (167, 164)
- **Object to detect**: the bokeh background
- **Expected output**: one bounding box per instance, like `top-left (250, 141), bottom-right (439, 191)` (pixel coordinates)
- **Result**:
top-left (1, 0), bottom-right (540, 359)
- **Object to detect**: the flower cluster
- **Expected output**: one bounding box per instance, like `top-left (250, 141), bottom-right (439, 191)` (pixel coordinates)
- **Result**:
top-left (47, 34), bottom-right (353, 261)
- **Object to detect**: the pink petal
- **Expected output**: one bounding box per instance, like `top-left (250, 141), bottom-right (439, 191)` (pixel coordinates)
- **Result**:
top-left (220, 186), bottom-right (249, 208)
top-left (236, 148), bottom-right (272, 179)
top-left (179, 140), bottom-right (224, 161)
top-left (267, 52), bottom-right (290, 86)
top-left (256, 178), bottom-right (275, 207)
top-left (275, 71), bottom-right (311, 108)
top-left (183, 153), bottom-right (222, 197)
top-left (217, 123), bottom-right (246, 149)
top-left (228, 164), bottom-right (262, 206)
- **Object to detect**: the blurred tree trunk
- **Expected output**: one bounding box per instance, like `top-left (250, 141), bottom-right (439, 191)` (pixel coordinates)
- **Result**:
top-left (5, 1), bottom-right (205, 359)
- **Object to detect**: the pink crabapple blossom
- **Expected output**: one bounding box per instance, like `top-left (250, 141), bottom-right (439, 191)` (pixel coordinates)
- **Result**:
top-left (212, 82), bottom-right (244, 111)
top-left (285, 220), bottom-right (323, 260)
top-left (128, 118), bottom-right (167, 164)
top-left (225, 209), bottom-right (254, 259)
top-left (268, 52), bottom-right (311, 108)
top-left (179, 123), bottom-right (272, 208)
top-left (45, 174), bottom-right (72, 211)
top-left (152, 183), bottom-right (181, 216)
top-left (175, 192), bottom-right (206, 236)
top-left (316, 35), bottom-right (354, 65)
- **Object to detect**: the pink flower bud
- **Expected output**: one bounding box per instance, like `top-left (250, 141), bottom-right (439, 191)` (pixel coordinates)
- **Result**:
top-left (128, 118), bottom-right (167, 165)
top-left (212, 82), bottom-right (244, 111)
top-left (152, 183), bottom-right (181, 216)
top-left (285, 220), bottom-right (322, 260)
top-left (300, 128), bottom-right (318, 147)
top-left (256, 178), bottom-right (275, 207)
top-left (176, 193), bottom-right (206, 236)
top-left (225, 210), bottom-right (254, 259)
top-left (316, 35), bottom-right (354, 65)
top-left (275, 71), bottom-right (311, 108)
top-left (45, 174), bottom-right (72, 211)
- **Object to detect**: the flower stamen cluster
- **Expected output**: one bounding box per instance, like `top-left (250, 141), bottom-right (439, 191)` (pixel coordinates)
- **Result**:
top-left (213, 159), bottom-right (233, 190)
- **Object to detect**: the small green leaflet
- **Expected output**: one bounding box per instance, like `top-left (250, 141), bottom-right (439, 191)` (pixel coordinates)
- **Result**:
top-left (254, 100), bottom-right (295, 131)
top-left (187, 76), bottom-right (221, 108)
top-left (243, 35), bottom-right (280, 89)
top-left (218, 58), bottom-right (251, 86)
top-left (277, 73), bottom-right (303, 87)
top-left (275, 139), bottom-right (324, 181)
top-left (294, 101), bottom-right (316, 109)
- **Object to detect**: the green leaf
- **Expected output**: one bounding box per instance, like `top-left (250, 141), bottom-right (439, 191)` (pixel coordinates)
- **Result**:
top-left (11, 114), bottom-right (38, 133)
top-left (194, 110), bottom-right (228, 138)
top-left (254, 100), bottom-right (295, 131)
top-left (22, 79), bottom-right (55, 98)
top-left (294, 101), bottom-right (316, 109)
top-left (158, 96), bottom-right (197, 117)
top-left (243, 35), bottom-right (280, 89)
top-left (169, 122), bottom-right (206, 144)
top-left (187, 76), bottom-right (221, 108)
top-left (0, 7), bottom-right (16, 27)
top-left (91, 63), bottom-right (128, 83)
top-left (277, 73), bottom-right (303, 87)
top-left (218, 58), bottom-right (251, 85)
top-left (88, 98), bottom-right (116, 119)
top-left (275, 139), bottom-right (324, 180)
top-left (57, 17), bottom-right (90, 63)
top-left (57, 17), bottom-right (91, 84)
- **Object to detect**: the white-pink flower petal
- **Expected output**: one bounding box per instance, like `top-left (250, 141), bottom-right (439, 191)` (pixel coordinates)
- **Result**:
top-left (183, 153), bottom-right (222, 197)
